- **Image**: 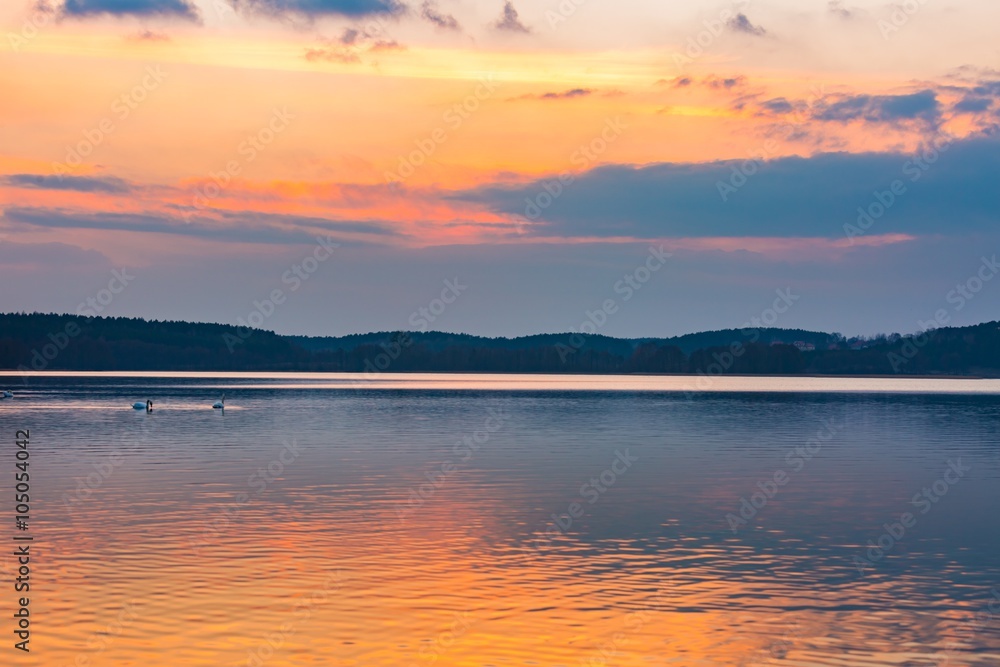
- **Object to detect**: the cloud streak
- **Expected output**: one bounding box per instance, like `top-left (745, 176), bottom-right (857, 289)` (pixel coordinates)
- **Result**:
top-left (813, 90), bottom-right (941, 126)
top-left (231, 0), bottom-right (405, 19)
top-left (420, 0), bottom-right (459, 30)
top-left (1, 174), bottom-right (133, 194)
top-left (61, 0), bottom-right (199, 19)
top-left (2, 206), bottom-right (402, 245)
top-left (512, 88), bottom-right (592, 101)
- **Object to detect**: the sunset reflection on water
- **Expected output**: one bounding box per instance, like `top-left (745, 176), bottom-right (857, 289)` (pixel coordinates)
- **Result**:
top-left (2, 373), bottom-right (999, 666)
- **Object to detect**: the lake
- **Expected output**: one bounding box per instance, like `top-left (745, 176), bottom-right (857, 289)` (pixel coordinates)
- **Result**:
top-left (2, 372), bottom-right (999, 666)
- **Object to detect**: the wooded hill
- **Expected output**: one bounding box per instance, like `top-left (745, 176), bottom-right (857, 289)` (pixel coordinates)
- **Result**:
top-left (2, 312), bottom-right (999, 376)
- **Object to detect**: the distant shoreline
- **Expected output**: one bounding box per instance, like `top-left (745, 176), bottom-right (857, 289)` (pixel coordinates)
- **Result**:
top-left (2, 313), bottom-right (999, 378)
top-left (1, 370), bottom-right (995, 380)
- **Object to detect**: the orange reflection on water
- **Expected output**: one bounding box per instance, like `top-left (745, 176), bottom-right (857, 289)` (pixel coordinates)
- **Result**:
top-left (27, 474), bottom-right (990, 667)
top-left (9, 373), bottom-right (1000, 666)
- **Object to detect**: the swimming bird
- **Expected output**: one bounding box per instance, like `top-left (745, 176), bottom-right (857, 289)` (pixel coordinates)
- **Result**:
top-left (212, 394), bottom-right (225, 409)
top-left (133, 400), bottom-right (153, 412)
top-left (1, 391), bottom-right (12, 399)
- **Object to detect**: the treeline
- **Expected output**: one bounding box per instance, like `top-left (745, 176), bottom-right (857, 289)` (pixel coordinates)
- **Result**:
top-left (1, 312), bottom-right (999, 376)
top-left (0, 313), bottom-right (308, 372)
top-left (303, 336), bottom-right (808, 375)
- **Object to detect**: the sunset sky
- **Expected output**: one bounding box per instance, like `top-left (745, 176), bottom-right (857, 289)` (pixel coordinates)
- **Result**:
top-left (1, 0), bottom-right (999, 337)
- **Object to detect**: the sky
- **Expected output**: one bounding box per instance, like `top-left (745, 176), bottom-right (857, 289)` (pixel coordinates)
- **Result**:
top-left (1, 0), bottom-right (999, 338)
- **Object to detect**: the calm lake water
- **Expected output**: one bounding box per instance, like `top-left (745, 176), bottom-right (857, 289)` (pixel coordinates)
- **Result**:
top-left (2, 372), bottom-right (999, 666)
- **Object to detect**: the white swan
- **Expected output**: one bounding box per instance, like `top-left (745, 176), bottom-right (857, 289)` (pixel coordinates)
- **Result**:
top-left (1, 391), bottom-right (12, 399)
top-left (212, 394), bottom-right (225, 409)
top-left (132, 400), bottom-right (153, 412)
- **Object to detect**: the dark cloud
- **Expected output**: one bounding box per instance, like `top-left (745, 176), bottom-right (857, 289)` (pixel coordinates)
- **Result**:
top-left (705, 75), bottom-right (746, 90)
top-left (516, 88), bottom-right (591, 101)
top-left (661, 75), bottom-right (747, 90)
top-left (29, 1), bottom-right (56, 15)
top-left (744, 81), bottom-right (1000, 129)
top-left (954, 96), bottom-right (994, 113)
top-left (813, 90), bottom-right (941, 125)
top-left (231, 0), bottom-right (406, 19)
top-left (546, 88), bottom-right (590, 99)
top-left (61, 0), bottom-right (199, 19)
top-left (827, 1), bottom-right (859, 19)
top-left (453, 134), bottom-right (1000, 240)
top-left (2, 207), bottom-right (399, 245)
top-left (493, 0), bottom-right (529, 33)
top-left (726, 12), bottom-right (766, 36)
top-left (420, 0), bottom-right (459, 29)
top-left (339, 27), bottom-right (362, 44)
top-left (971, 80), bottom-right (1000, 97)
top-left (1, 174), bottom-right (132, 194)
top-left (757, 97), bottom-right (796, 114)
